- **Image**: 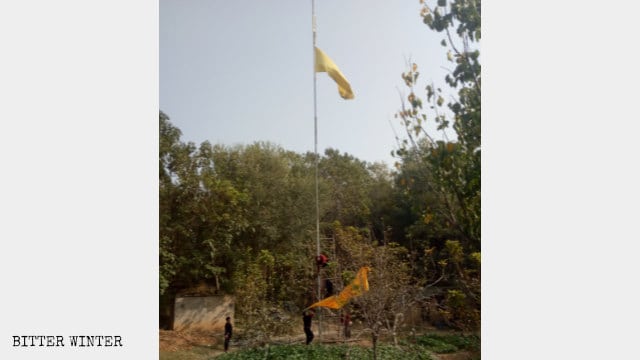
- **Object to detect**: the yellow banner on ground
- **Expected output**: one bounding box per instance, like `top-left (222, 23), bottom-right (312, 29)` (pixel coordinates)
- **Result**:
top-left (314, 46), bottom-right (355, 100)
top-left (308, 267), bottom-right (370, 310)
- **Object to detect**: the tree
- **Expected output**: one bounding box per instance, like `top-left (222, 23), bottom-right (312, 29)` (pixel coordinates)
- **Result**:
top-left (393, 0), bottom-right (481, 330)
top-left (158, 112), bottom-right (417, 337)
top-left (159, 112), bottom-right (249, 328)
top-left (210, 142), bottom-right (317, 306)
top-left (396, 0), bottom-right (480, 247)
top-left (332, 224), bottom-right (415, 360)
top-left (318, 148), bottom-right (374, 228)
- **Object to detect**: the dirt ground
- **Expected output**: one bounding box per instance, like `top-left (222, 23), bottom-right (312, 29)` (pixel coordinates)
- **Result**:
top-left (160, 329), bottom-right (220, 351)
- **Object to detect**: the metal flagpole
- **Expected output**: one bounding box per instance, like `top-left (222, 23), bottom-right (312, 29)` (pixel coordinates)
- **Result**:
top-left (311, 0), bottom-right (322, 341)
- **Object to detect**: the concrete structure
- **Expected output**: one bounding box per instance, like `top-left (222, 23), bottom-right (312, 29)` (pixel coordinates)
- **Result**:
top-left (173, 295), bottom-right (234, 331)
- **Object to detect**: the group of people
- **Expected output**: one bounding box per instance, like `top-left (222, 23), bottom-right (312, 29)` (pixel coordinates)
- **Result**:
top-left (302, 308), bottom-right (352, 345)
top-left (304, 254), bottom-right (354, 345)
top-left (222, 308), bottom-right (350, 352)
top-left (221, 254), bottom-right (351, 351)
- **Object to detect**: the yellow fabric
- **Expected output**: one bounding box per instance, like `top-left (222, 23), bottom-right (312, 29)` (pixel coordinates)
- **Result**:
top-left (307, 295), bottom-right (342, 310)
top-left (308, 267), bottom-right (370, 310)
top-left (314, 47), bottom-right (354, 100)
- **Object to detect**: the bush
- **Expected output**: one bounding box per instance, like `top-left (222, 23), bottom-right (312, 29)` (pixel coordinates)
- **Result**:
top-left (416, 336), bottom-right (458, 353)
top-left (416, 333), bottom-right (480, 353)
top-left (215, 343), bottom-right (434, 360)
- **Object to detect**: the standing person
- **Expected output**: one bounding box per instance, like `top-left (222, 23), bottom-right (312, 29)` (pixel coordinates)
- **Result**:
top-left (303, 309), bottom-right (315, 345)
top-left (224, 316), bottom-right (232, 352)
top-left (341, 311), bottom-right (352, 339)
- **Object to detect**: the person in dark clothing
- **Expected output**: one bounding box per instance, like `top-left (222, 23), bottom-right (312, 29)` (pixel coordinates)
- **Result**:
top-left (303, 309), bottom-right (315, 345)
top-left (325, 279), bottom-right (334, 296)
top-left (224, 316), bottom-right (232, 352)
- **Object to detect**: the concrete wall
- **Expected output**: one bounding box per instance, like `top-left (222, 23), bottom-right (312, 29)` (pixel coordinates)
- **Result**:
top-left (173, 295), bottom-right (234, 331)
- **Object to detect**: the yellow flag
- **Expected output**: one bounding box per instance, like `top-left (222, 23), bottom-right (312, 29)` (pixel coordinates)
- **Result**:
top-left (308, 267), bottom-right (370, 310)
top-left (314, 47), bottom-right (354, 100)
top-left (306, 295), bottom-right (342, 310)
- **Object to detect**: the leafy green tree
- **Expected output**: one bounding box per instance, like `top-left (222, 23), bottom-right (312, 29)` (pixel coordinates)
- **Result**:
top-left (397, 0), bottom-right (480, 248)
top-left (318, 149), bottom-right (373, 228)
top-left (393, 0), bottom-right (481, 330)
top-left (210, 143), bottom-right (317, 306)
top-left (159, 112), bottom-right (249, 328)
top-left (211, 143), bottom-right (312, 253)
top-left (159, 113), bottom-right (413, 335)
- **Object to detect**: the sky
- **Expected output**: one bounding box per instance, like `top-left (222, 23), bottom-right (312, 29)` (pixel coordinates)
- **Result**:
top-left (160, 0), bottom-right (453, 167)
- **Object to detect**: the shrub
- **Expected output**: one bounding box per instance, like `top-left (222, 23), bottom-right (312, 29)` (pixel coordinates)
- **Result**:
top-left (416, 333), bottom-right (480, 353)
top-left (215, 343), bottom-right (433, 360)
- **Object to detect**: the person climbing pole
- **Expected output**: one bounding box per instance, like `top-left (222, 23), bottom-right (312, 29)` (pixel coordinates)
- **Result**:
top-left (325, 278), bottom-right (334, 297)
top-left (316, 254), bottom-right (329, 269)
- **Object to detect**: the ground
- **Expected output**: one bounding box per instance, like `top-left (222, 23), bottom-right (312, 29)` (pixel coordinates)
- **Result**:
top-left (159, 329), bottom-right (478, 359)
top-left (160, 330), bottom-right (218, 352)
top-left (160, 330), bottom-right (224, 359)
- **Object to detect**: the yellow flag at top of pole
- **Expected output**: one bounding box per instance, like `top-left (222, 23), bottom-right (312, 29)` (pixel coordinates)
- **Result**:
top-left (314, 46), bottom-right (355, 100)
top-left (307, 266), bottom-right (370, 310)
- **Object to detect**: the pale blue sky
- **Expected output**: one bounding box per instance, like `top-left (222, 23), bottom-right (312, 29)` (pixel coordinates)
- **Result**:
top-left (160, 0), bottom-right (452, 167)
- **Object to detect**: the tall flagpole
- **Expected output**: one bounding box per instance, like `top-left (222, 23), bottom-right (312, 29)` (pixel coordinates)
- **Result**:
top-left (311, 0), bottom-right (323, 341)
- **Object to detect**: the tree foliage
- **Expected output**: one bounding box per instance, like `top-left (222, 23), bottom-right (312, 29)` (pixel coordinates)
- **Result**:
top-left (392, 0), bottom-right (481, 330)
top-left (159, 113), bottom-right (402, 332)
